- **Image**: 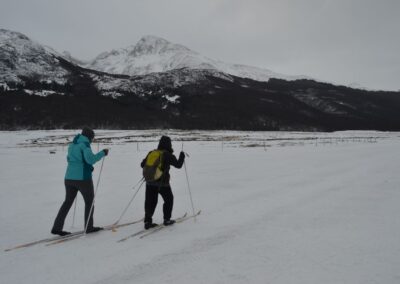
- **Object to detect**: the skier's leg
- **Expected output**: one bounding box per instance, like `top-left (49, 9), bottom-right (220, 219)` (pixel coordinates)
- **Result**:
top-left (160, 186), bottom-right (174, 221)
top-left (77, 180), bottom-right (95, 229)
top-left (144, 184), bottom-right (159, 224)
top-left (52, 180), bottom-right (78, 231)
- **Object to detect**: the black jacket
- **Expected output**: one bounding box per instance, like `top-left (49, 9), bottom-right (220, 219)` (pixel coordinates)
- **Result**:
top-left (141, 150), bottom-right (185, 186)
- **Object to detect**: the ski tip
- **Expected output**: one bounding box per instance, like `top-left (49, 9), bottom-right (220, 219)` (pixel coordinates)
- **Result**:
top-left (117, 235), bottom-right (132, 243)
top-left (4, 245), bottom-right (21, 252)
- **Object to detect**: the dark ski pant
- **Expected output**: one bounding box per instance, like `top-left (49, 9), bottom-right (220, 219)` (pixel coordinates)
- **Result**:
top-left (52, 179), bottom-right (95, 231)
top-left (144, 184), bottom-right (174, 224)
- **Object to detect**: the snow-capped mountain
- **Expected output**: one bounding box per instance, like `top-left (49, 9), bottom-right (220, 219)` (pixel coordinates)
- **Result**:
top-left (85, 35), bottom-right (306, 82)
top-left (2, 28), bottom-right (400, 131)
top-left (0, 29), bottom-right (69, 84)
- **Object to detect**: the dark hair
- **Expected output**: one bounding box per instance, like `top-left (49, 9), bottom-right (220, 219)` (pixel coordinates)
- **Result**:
top-left (81, 127), bottom-right (95, 142)
top-left (157, 135), bottom-right (173, 153)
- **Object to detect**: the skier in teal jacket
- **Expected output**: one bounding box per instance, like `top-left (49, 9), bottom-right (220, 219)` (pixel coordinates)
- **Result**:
top-left (64, 132), bottom-right (105, 180)
top-left (51, 127), bottom-right (108, 236)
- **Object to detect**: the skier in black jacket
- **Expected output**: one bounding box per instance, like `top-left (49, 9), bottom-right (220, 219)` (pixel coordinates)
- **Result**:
top-left (141, 136), bottom-right (185, 229)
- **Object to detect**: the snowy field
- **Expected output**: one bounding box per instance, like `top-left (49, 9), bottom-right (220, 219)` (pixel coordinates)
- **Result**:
top-left (1, 130), bottom-right (400, 284)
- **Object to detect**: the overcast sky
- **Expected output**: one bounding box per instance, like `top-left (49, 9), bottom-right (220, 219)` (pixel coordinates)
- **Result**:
top-left (1, 0), bottom-right (399, 90)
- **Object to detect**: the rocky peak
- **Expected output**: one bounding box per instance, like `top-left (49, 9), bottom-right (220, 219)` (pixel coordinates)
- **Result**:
top-left (130, 35), bottom-right (191, 56)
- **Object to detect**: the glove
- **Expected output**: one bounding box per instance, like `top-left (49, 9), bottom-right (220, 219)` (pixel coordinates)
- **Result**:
top-left (179, 151), bottom-right (185, 160)
top-left (102, 149), bottom-right (109, 156)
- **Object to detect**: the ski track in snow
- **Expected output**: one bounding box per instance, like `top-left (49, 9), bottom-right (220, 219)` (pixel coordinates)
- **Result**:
top-left (1, 130), bottom-right (400, 284)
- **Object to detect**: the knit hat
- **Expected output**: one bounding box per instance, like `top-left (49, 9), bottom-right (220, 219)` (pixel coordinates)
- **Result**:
top-left (81, 127), bottom-right (95, 142)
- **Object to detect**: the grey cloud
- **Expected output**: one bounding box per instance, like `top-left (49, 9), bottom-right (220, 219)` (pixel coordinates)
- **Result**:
top-left (0, 0), bottom-right (399, 90)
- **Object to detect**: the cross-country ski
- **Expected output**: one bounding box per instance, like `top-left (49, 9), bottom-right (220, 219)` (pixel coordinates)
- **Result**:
top-left (5, 218), bottom-right (144, 251)
top-left (139, 210), bottom-right (201, 239)
top-left (117, 212), bottom-right (188, 243)
top-left (45, 217), bottom-right (144, 246)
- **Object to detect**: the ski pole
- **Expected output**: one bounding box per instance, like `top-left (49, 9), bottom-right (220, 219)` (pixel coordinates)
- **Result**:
top-left (183, 157), bottom-right (196, 220)
top-left (84, 156), bottom-right (106, 235)
top-left (181, 141), bottom-right (190, 157)
top-left (181, 142), bottom-right (195, 217)
top-left (112, 177), bottom-right (145, 226)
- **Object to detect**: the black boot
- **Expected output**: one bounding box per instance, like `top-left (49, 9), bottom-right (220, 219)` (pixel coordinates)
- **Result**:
top-left (144, 222), bottom-right (158, 230)
top-left (86, 226), bottom-right (103, 233)
top-left (163, 219), bottom-right (176, 226)
top-left (51, 229), bottom-right (71, 236)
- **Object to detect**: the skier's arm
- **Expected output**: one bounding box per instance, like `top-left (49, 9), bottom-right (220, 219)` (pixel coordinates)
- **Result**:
top-left (167, 151), bottom-right (185, 169)
top-left (82, 145), bottom-right (105, 165)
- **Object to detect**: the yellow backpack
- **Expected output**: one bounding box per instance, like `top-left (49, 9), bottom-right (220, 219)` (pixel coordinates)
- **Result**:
top-left (142, 150), bottom-right (163, 182)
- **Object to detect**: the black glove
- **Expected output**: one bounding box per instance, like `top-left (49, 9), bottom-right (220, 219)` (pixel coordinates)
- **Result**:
top-left (179, 151), bottom-right (185, 160)
top-left (103, 149), bottom-right (109, 156)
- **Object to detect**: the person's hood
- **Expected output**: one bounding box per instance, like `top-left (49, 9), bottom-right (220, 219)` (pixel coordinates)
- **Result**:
top-left (72, 134), bottom-right (90, 145)
top-left (157, 135), bottom-right (173, 153)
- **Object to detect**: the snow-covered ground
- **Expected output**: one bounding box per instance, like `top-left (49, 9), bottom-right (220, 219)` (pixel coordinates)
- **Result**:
top-left (1, 130), bottom-right (400, 284)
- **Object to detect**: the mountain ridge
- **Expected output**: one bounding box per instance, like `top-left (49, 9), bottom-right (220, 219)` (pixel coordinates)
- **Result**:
top-left (84, 35), bottom-right (307, 82)
top-left (1, 28), bottom-right (400, 131)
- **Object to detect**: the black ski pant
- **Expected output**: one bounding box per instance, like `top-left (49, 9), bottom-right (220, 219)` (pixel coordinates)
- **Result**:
top-left (52, 179), bottom-right (95, 231)
top-left (144, 184), bottom-right (174, 224)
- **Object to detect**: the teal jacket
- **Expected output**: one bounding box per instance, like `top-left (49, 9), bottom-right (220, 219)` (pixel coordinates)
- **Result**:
top-left (65, 134), bottom-right (105, 180)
